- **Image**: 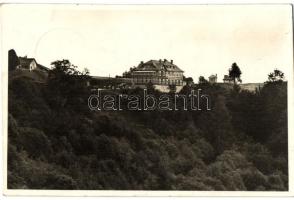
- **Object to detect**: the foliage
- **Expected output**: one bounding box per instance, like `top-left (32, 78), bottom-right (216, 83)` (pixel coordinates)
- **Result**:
top-left (8, 49), bottom-right (20, 71)
top-left (183, 76), bottom-right (194, 84)
top-left (198, 76), bottom-right (208, 84)
top-left (47, 60), bottom-right (91, 110)
top-left (267, 69), bottom-right (285, 83)
top-left (229, 62), bottom-right (242, 84)
top-left (8, 64), bottom-right (288, 191)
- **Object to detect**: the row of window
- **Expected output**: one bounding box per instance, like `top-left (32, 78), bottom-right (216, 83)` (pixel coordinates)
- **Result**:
top-left (132, 71), bottom-right (183, 77)
top-left (134, 78), bottom-right (183, 85)
top-left (162, 71), bottom-right (182, 77)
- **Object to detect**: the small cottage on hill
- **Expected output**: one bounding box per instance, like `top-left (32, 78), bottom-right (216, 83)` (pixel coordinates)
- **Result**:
top-left (17, 56), bottom-right (50, 72)
top-left (9, 49), bottom-right (50, 72)
top-left (18, 56), bottom-right (37, 71)
top-left (209, 74), bottom-right (217, 83)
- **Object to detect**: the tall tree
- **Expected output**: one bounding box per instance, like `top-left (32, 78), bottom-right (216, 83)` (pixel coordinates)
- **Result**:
top-left (229, 63), bottom-right (242, 84)
top-left (8, 49), bottom-right (19, 71)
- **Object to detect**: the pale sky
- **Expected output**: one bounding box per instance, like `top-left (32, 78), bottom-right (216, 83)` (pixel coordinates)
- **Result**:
top-left (1, 4), bottom-right (293, 83)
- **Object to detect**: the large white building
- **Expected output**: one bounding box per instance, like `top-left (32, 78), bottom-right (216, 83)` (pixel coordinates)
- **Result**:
top-left (125, 59), bottom-right (185, 92)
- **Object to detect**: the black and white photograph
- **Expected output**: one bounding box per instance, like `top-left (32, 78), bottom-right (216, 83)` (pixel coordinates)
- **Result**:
top-left (1, 4), bottom-right (293, 196)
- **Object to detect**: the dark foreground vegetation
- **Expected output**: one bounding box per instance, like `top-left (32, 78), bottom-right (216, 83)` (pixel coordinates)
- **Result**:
top-left (8, 61), bottom-right (288, 190)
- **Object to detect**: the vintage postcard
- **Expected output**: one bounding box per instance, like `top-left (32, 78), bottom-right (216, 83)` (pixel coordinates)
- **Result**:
top-left (1, 4), bottom-right (293, 196)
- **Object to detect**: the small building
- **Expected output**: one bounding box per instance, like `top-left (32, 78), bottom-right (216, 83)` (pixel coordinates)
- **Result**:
top-left (17, 56), bottom-right (37, 71)
top-left (16, 56), bottom-right (50, 72)
top-left (223, 75), bottom-right (234, 83)
top-left (209, 74), bottom-right (217, 83)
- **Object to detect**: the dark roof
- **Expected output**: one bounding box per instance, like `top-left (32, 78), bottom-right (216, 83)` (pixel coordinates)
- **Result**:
top-left (37, 63), bottom-right (50, 71)
top-left (134, 59), bottom-right (184, 72)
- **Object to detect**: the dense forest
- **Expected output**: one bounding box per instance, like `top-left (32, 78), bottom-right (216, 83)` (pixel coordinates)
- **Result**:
top-left (8, 60), bottom-right (288, 190)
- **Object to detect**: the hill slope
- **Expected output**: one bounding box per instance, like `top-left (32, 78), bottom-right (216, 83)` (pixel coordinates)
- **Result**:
top-left (7, 75), bottom-right (288, 190)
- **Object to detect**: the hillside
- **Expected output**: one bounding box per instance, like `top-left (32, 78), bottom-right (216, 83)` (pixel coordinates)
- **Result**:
top-left (7, 66), bottom-right (288, 190)
top-left (9, 69), bottom-right (48, 83)
top-left (217, 83), bottom-right (264, 92)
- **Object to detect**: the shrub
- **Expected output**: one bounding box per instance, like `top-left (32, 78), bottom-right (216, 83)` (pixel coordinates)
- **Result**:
top-left (18, 127), bottom-right (52, 159)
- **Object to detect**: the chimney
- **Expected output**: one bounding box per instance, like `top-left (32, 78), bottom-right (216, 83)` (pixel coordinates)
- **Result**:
top-left (171, 60), bottom-right (173, 64)
top-left (140, 61), bottom-right (144, 65)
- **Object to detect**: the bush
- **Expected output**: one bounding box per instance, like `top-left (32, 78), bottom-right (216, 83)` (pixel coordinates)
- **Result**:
top-left (18, 127), bottom-right (52, 159)
top-left (241, 168), bottom-right (267, 190)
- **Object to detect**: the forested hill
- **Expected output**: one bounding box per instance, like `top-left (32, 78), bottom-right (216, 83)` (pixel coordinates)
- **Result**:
top-left (8, 62), bottom-right (288, 190)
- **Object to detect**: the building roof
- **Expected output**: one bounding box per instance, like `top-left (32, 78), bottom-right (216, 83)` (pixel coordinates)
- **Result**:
top-left (37, 63), bottom-right (50, 71)
top-left (209, 74), bottom-right (217, 79)
top-left (134, 59), bottom-right (184, 72)
top-left (19, 57), bottom-right (36, 68)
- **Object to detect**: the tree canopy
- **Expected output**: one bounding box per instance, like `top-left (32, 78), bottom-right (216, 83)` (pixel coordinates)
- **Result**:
top-left (229, 63), bottom-right (242, 84)
top-left (267, 69), bottom-right (285, 83)
top-left (8, 60), bottom-right (288, 191)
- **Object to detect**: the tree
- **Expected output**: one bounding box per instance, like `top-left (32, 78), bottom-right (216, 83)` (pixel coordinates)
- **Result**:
top-left (267, 69), bottom-right (284, 83)
top-left (168, 84), bottom-right (176, 93)
top-left (50, 60), bottom-right (89, 77)
top-left (198, 95), bottom-right (235, 155)
top-left (147, 81), bottom-right (155, 93)
top-left (229, 63), bottom-right (242, 84)
top-left (184, 77), bottom-right (194, 86)
top-left (198, 76), bottom-right (208, 84)
top-left (47, 60), bottom-right (90, 108)
top-left (8, 49), bottom-right (20, 71)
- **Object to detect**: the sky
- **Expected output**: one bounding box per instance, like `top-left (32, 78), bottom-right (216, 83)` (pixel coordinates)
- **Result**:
top-left (1, 4), bottom-right (293, 83)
